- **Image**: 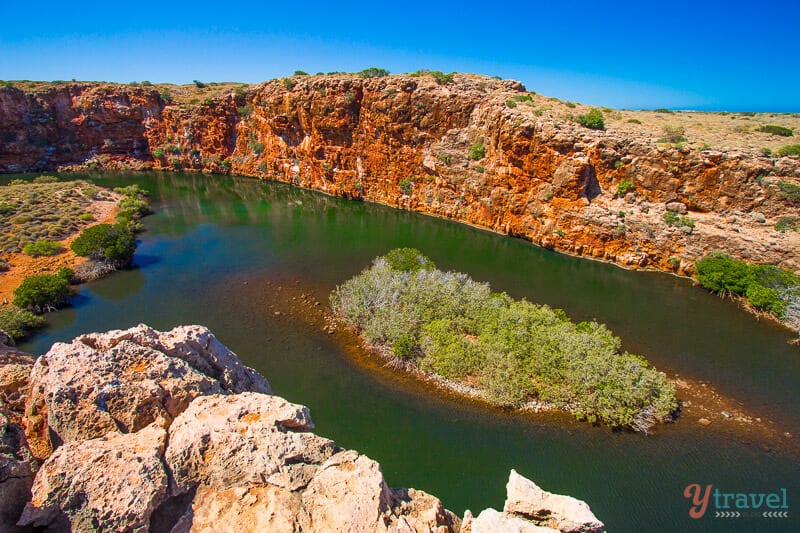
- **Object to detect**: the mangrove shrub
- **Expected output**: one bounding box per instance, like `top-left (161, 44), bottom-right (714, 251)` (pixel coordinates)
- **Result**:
top-left (331, 249), bottom-right (677, 431)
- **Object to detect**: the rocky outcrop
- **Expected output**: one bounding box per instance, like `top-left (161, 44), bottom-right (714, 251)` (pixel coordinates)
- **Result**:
top-left (2, 324), bottom-right (602, 532)
top-left (0, 412), bottom-right (35, 533)
top-left (1, 77), bottom-right (797, 275)
top-left (23, 324), bottom-right (270, 460)
top-left (18, 424), bottom-right (169, 532)
top-left (0, 334), bottom-right (36, 533)
top-left (462, 471), bottom-right (603, 533)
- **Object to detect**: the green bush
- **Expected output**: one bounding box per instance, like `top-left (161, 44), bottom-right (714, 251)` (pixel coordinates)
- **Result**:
top-left (775, 216), bottom-right (798, 232)
top-left (757, 125), bottom-right (793, 136)
top-left (616, 179), bottom-right (635, 196)
top-left (331, 250), bottom-right (677, 431)
top-left (777, 180), bottom-right (800, 203)
top-left (506, 99), bottom-right (518, 108)
top-left (22, 239), bottom-right (62, 257)
top-left (659, 125), bottom-right (687, 143)
top-left (293, 70), bottom-right (309, 76)
top-left (385, 248), bottom-right (435, 272)
top-left (469, 142), bottom-right (485, 160)
top-left (13, 273), bottom-right (70, 312)
top-left (745, 283), bottom-right (784, 314)
top-left (576, 108), bottom-right (605, 130)
top-left (70, 223), bottom-right (136, 265)
top-left (0, 306), bottom-right (46, 339)
top-left (663, 211), bottom-right (695, 230)
top-left (399, 178), bottom-right (413, 195)
top-left (33, 175), bottom-right (58, 184)
top-left (776, 145), bottom-right (800, 157)
top-left (627, 118), bottom-right (642, 124)
top-left (357, 67), bottom-right (389, 78)
top-left (694, 253), bottom-right (798, 317)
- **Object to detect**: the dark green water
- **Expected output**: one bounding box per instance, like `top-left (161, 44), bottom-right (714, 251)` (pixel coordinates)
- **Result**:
top-left (8, 171), bottom-right (800, 532)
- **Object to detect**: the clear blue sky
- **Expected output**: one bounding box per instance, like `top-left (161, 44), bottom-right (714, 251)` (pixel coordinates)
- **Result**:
top-left (1, 1), bottom-right (798, 111)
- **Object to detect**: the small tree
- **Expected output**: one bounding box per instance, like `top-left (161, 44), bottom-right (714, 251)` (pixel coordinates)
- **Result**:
top-left (576, 109), bottom-right (605, 130)
top-left (70, 224), bottom-right (136, 266)
top-left (13, 274), bottom-right (70, 312)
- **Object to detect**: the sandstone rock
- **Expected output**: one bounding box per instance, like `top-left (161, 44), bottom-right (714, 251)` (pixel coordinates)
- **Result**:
top-left (467, 508), bottom-right (560, 532)
top-left (165, 392), bottom-right (336, 495)
top-left (0, 348), bottom-right (34, 422)
top-left (665, 201), bottom-right (687, 214)
top-left (18, 424), bottom-right (168, 532)
top-left (552, 157), bottom-right (600, 202)
top-left (166, 392), bottom-right (459, 532)
top-left (503, 470), bottom-right (604, 533)
top-left (24, 325), bottom-right (268, 460)
top-left (76, 324), bottom-right (271, 394)
top-left (169, 484), bottom-right (310, 533)
top-left (0, 413), bottom-right (35, 532)
top-left (750, 211), bottom-right (766, 223)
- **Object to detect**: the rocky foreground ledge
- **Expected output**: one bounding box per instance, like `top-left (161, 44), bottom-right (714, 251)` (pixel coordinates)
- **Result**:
top-left (0, 325), bottom-right (603, 532)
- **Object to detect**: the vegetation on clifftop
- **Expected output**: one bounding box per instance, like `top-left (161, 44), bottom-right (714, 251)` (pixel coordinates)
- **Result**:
top-left (331, 248), bottom-right (677, 432)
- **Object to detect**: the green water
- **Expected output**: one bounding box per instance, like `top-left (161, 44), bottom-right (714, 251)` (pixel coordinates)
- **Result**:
top-left (9, 171), bottom-right (800, 532)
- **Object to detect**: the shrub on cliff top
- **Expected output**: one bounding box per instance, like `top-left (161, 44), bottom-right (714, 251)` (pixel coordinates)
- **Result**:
top-left (576, 109), bottom-right (605, 130)
top-left (776, 145), bottom-right (800, 157)
top-left (757, 125), bottom-right (793, 137)
top-left (331, 249), bottom-right (677, 431)
top-left (659, 125), bottom-right (687, 143)
top-left (358, 67), bottom-right (389, 79)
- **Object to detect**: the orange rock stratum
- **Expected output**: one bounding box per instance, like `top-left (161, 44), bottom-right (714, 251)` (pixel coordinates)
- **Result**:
top-left (1, 74), bottom-right (798, 274)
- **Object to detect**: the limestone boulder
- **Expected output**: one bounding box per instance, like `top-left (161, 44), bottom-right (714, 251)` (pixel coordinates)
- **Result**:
top-left (76, 324), bottom-right (271, 394)
top-left (503, 470), bottom-right (604, 533)
top-left (169, 484), bottom-right (310, 533)
top-left (18, 423), bottom-right (168, 532)
top-left (165, 392), bottom-right (337, 496)
top-left (0, 348), bottom-right (34, 423)
top-left (23, 324), bottom-right (268, 460)
top-left (165, 392), bottom-right (459, 532)
top-left (464, 508), bottom-right (560, 532)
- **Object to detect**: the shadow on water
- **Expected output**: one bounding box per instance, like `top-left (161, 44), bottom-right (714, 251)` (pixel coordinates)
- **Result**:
top-left (11, 171), bottom-right (800, 532)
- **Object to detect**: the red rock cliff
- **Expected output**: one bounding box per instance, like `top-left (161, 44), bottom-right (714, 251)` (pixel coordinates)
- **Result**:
top-left (1, 75), bottom-right (798, 273)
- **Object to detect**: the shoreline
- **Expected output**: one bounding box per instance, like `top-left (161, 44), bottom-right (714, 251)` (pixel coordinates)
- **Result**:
top-left (14, 167), bottom-right (799, 336)
top-left (0, 184), bottom-right (121, 308)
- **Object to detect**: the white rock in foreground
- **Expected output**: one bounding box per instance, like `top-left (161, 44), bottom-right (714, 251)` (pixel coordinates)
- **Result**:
top-left (3, 325), bottom-right (603, 532)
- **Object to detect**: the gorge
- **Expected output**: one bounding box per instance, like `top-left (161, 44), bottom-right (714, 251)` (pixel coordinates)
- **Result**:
top-left (1, 73), bottom-right (799, 531)
top-left (1, 73), bottom-right (798, 279)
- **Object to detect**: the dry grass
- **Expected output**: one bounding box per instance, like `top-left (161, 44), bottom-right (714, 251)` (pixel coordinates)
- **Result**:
top-left (0, 179), bottom-right (105, 255)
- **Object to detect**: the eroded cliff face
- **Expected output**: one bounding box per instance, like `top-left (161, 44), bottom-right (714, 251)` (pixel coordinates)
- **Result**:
top-left (1, 76), bottom-right (798, 273)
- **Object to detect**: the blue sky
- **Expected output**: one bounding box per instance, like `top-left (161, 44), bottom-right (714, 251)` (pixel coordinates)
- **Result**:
top-left (1, 1), bottom-right (798, 111)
